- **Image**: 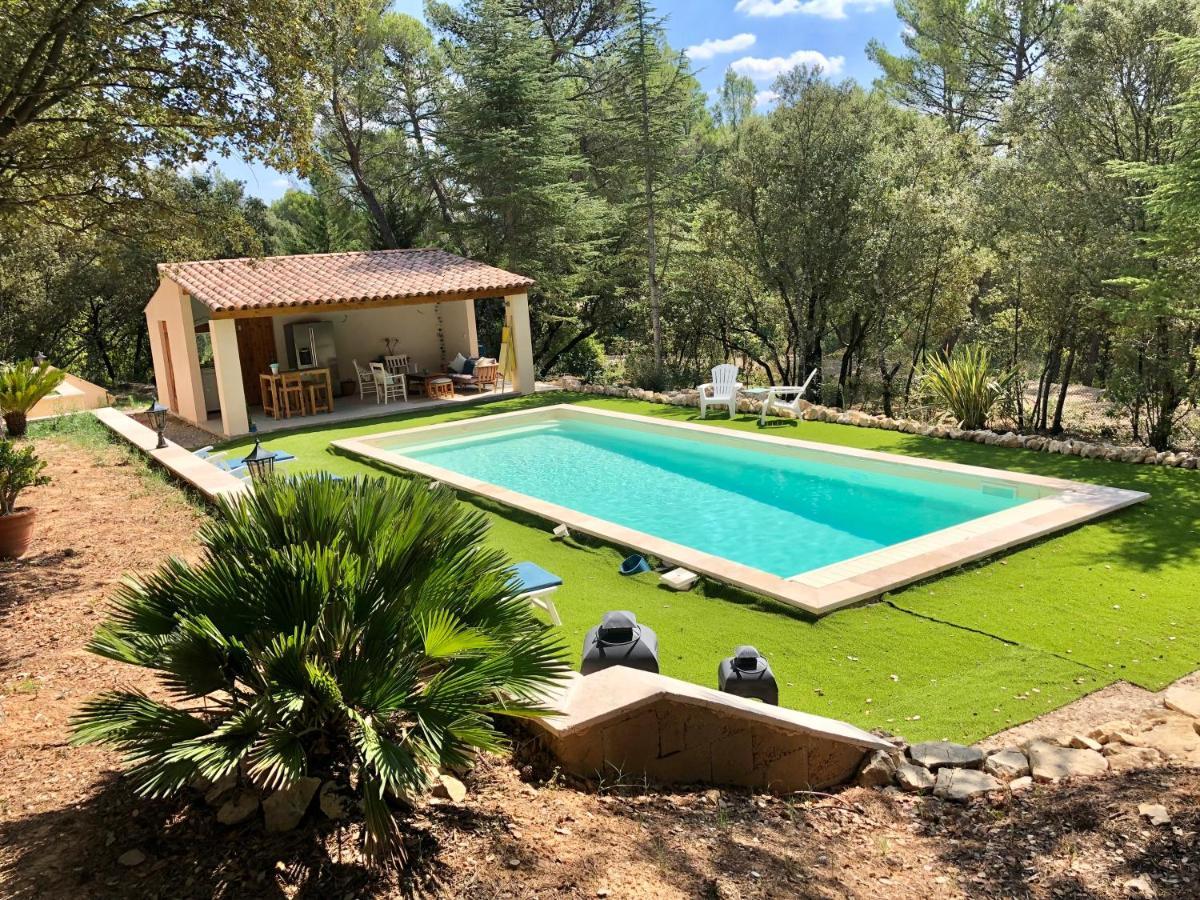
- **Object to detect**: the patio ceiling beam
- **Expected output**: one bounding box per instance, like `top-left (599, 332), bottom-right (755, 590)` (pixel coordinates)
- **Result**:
top-left (206, 287), bottom-right (527, 320)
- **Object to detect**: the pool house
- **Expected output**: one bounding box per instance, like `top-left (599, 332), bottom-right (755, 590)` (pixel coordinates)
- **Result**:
top-left (144, 248), bottom-right (537, 437)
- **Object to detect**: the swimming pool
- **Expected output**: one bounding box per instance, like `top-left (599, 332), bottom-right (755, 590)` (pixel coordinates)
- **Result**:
top-left (334, 405), bottom-right (1147, 615)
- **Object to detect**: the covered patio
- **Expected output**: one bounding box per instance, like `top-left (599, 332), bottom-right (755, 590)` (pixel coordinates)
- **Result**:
top-left (144, 249), bottom-right (536, 437)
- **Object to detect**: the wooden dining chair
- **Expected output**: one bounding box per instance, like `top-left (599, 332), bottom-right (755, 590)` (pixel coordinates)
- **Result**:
top-left (279, 372), bottom-right (307, 418)
top-left (308, 381), bottom-right (332, 415)
top-left (259, 374), bottom-right (280, 419)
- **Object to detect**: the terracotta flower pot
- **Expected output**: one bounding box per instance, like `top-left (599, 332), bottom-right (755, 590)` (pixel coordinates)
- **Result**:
top-left (0, 508), bottom-right (36, 559)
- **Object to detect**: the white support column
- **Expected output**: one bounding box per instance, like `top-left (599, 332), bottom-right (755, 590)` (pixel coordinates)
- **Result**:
top-left (209, 317), bottom-right (250, 436)
top-left (505, 292), bottom-right (536, 394)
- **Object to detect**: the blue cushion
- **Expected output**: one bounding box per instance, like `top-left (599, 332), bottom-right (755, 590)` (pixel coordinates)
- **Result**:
top-left (462, 357), bottom-right (477, 376)
top-left (511, 561), bottom-right (562, 594)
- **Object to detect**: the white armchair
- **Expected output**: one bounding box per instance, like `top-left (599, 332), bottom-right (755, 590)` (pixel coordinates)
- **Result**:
top-left (698, 364), bottom-right (742, 419)
top-left (758, 368), bottom-right (819, 425)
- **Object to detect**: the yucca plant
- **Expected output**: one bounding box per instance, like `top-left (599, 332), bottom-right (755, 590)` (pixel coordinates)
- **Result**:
top-left (0, 359), bottom-right (66, 437)
top-left (920, 345), bottom-right (1016, 431)
top-left (72, 475), bottom-right (569, 864)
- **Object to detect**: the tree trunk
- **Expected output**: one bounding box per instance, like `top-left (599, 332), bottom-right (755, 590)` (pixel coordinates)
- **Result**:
top-left (3, 411), bottom-right (28, 438)
top-left (634, 3), bottom-right (663, 371)
top-left (1050, 345), bottom-right (1076, 435)
top-left (332, 96), bottom-right (399, 250)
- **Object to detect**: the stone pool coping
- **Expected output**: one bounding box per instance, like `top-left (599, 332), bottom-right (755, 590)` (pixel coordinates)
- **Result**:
top-left (331, 404), bottom-right (1149, 616)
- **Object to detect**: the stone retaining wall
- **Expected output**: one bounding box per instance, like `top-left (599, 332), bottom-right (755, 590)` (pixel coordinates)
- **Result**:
top-left (557, 377), bottom-right (1197, 469)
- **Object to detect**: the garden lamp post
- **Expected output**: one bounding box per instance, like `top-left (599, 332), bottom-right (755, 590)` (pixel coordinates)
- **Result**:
top-left (240, 438), bottom-right (276, 483)
top-left (145, 401), bottom-right (168, 450)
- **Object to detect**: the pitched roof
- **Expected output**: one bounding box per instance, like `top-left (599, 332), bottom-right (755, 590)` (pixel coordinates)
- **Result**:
top-left (158, 249), bottom-right (533, 314)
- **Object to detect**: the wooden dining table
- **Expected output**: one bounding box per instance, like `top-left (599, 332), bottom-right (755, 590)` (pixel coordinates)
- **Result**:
top-left (260, 367), bottom-right (334, 419)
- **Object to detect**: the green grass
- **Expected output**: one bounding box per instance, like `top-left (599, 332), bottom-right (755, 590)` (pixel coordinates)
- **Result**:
top-left (215, 392), bottom-right (1200, 743)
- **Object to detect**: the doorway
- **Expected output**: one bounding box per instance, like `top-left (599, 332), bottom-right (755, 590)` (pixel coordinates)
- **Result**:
top-left (235, 318), bottom-right (276, 406)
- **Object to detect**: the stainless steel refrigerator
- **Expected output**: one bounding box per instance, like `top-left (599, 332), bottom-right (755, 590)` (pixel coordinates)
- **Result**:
top-left (283, 321), bottom-right (341, 395)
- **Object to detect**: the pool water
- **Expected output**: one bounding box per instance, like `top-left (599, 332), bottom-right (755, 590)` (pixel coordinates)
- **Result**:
top-left (396, 419), bottom-right (1029, 577)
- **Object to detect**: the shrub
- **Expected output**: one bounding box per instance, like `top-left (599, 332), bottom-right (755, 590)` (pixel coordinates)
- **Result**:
top-left (920, 345), bottom-right (1015, 431)
top-left (0, 360), bottom-right (66, 437)
top-left (549, 335), bottom-right (606, 382)
top-left (623, 351), bottom-right (671, 392)
top-left (0, 440), bottom-right (50, 514)
top-left (72, 475), bottom-right (569, 864)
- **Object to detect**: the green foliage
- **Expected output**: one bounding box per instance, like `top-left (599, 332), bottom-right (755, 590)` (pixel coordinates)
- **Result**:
top-left (72, 475), bottom-right (569, 864)
top-left (0, 439), bottom-right (50, 514)
top-left (548, 335), bottom-right (607, 381)
top-left (0, 0), bottom-right (315, 227)
top-left (0, 360), bottom-right (65, 437)
top-left (868, 0), bottom-right (1069, 134)
top-left (0, 171), bottom-right (278, 385)
top-left (920, 344), bottom-right (1015, 430)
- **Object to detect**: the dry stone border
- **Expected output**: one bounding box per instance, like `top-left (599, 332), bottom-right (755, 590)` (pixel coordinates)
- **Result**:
top-left (855, 686), bottom-right (1200, 803)
top-left (561, 378), bottom-right (1199, 468)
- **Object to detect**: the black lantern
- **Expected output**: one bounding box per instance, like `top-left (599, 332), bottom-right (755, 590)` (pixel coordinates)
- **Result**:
top-left (240, 438), bottom-right (276, 482)
top-left (145, 400), bottom-right (168, 449)
top-left (33, 351), bottom-right (47, 367)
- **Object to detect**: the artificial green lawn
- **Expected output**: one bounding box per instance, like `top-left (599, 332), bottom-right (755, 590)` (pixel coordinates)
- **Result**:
top-left (218, 392), bottom-right (1200, 744)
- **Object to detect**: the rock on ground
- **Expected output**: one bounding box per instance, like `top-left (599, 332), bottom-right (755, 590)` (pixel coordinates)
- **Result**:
top-left (933, 768), bottom-right (1003, 802)
top-left (1138, 802), bottom-right (1171, 826)
top-left (433, 773), bottom-right (468, 803)
top-left (909, 741), bottom-right (984, 771)
top-left (1027, 741), bottom-right (1109, 782)
top-left (263, 776), bottom-right (321, 833)
top-left (1103, 744), bottom-right (1164, 773)
top-left (856, 750), bottom-right (898, 787)
top-left (895, 763), bottom-right (935, 794)
top-left (984, 748), bottom-right (1030, 780)
top-left (217, 791), bottom-right (260, 826)
top-left (1136, 714), bottom-right (1200, 764)
top-left (1068, 734), bottom-right (1103, 752)
top-left (319, 781), bottom-right (352, 820)
top-left (1164, 687), bottom-right (1200, 719)
top-left (117, 849), bottom-right (146, 867)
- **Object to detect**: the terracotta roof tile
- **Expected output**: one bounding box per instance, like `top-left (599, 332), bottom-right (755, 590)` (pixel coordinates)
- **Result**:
top-left (158, 249), bottom-right (533, 313)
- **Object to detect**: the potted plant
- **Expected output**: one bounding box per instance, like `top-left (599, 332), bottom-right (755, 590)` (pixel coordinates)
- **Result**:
top-left (0, 440), bottom-right (50, 559)
top-left (0, 359), bottom-right (67, 437)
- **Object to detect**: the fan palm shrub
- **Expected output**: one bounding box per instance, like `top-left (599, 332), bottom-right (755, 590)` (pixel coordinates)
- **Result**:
top-left (920, 345), bottom-right (1016, 431)
top-left (72, 474), bottom-right (569, 864)
top-left (0, 359), bottom-right (66, 437)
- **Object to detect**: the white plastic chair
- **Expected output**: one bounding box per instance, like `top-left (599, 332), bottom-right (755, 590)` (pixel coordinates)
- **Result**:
top-left (758, 369), bottom-right (819, 425)
top-left (353, 360), bottom-right (378, 401)
top-left (370, 361), bottom-right (407, 404)
top-left (698, 364), bottom-right (743, 419)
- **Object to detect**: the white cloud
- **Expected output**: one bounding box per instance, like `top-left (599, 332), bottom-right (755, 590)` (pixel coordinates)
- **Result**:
top-left (686, 33), bottom-right (756, 61)
top-left (731, 50), bottom-right (845, 81)
top-left (271, 177), bottom-right (291, 189)
top-left (734, 0), bottom-right (881, 20)
top-left (177, 160), bottom-right (209, 177)
top-left (754, 90), bottom-right (779, 108)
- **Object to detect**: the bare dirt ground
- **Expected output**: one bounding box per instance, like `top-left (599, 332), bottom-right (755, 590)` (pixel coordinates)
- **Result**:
top-left (2, 436), bottom-right (1199, 899)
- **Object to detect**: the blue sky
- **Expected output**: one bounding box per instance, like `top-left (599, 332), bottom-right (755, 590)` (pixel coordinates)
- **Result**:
top-left (219, 0), bottom-right (904, 202)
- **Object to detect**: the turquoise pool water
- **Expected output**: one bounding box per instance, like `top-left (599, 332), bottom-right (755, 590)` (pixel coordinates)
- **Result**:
top-left (395, 419), bottom-right (1030, 576)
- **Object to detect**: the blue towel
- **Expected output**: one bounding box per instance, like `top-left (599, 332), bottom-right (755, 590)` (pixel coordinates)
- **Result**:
top-left (511, 561), bottom-right (562, 594)
top-left (212, 449), bottom-right (297, 471)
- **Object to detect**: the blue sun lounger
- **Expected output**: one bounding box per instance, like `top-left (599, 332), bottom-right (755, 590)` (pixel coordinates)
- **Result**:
top-left (510, 561), bottom-right (563, 626)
